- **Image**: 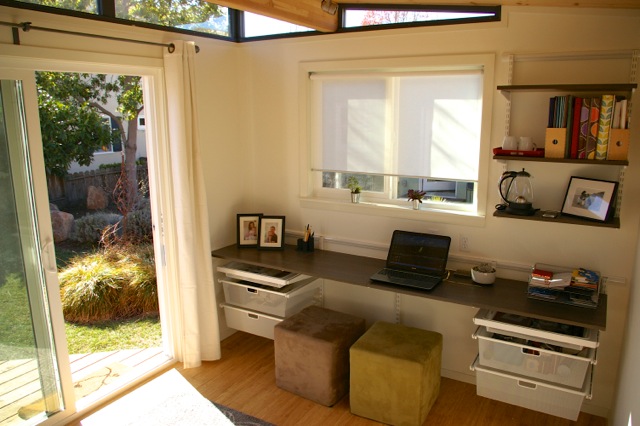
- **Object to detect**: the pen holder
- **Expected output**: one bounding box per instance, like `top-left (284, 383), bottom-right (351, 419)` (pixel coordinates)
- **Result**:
top-left (297, 236), bottom-right (314, 252)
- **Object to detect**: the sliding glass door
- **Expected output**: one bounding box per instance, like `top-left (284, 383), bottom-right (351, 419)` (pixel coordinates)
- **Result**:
top-left (0, 76), bottom-right (71, 425)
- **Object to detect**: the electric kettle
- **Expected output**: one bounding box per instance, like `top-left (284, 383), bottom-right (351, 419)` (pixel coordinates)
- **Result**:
top-left (498, 168), bottom-right (537, 215)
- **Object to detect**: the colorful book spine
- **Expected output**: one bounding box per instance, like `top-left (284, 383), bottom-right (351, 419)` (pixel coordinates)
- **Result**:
top-left (564, 95), bottom-right (574, 158)
top-left (570, 97), bottom-right (582, 158)
top-left (577, 97), bottom-right (590, 159)
top-left (596, 95), bottom-right (615, 160)
top-left (548, 97), bottom-right (556, 128)
top-left (586, 97), bottom-right (600, 160)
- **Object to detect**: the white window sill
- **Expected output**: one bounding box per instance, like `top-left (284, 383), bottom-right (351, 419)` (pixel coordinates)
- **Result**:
top-left (299, 197), bottom-right (486, 228)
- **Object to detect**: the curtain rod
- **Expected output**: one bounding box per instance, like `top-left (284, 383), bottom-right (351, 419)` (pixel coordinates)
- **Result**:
top-left (0, 21), bottom-right (199, 53)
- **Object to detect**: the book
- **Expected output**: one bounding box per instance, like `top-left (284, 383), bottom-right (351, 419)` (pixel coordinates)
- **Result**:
top-left (565, 95), bottom-right (575, 158)
top-left (532, 268), bottom-right (553, 280)
top-left (570, 97), bottom-right (583, 158)
top-left (577, 97), bottom-right (590, 159)
top-left (596, 94), bottom-right (615, 160)
top-left (548, 96), bottom-right (556, 128)
top-left (586, 97), bottom-right (600, 159)
top-left (613, 98), bottom-right (628, 129)
top-left (570, 268), bottom-right (600, 290)
top-left (571, 268), bottom-right (600, 284)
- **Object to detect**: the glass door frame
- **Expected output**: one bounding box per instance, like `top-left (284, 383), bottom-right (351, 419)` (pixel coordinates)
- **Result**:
top-left (0, 68), bottom-right (75, 425)
top-left (0, 46), bottom-right (176, 424)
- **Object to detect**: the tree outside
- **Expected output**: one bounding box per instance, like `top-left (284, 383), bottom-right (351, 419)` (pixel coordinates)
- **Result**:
top-left (21, 0), bottom-right (225, 34)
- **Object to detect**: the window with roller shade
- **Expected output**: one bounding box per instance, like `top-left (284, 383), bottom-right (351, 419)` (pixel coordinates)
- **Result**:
top-left (307, 57), bottom-right (492, 214)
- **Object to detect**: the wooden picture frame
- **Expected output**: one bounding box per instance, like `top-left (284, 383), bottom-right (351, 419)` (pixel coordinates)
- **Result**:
top-left (237, 214), bottom-right (261, 247)
top-left (258, 216), bottom-right (285, 250)
top-left (561, 177), bottom-right (618, 222)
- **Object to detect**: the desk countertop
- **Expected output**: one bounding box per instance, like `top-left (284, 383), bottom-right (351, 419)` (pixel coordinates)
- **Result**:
top-left (211, 244), bottom-right (607, 331)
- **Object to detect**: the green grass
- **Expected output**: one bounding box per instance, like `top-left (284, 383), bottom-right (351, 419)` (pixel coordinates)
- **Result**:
top-left (64, 315), bottom-right (162, 354)
top-left (0, 274), bottom-right (36, 360)
top-left (1, 242), bottom-right (161, 360)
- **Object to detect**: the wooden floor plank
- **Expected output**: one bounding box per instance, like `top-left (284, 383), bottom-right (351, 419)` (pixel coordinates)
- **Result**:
top-left (175, 332), bottom-right (608, 426)
top-left (1, 347), bottom-right (165, 426)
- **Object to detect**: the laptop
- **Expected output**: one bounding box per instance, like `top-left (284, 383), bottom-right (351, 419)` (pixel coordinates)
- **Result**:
top-left (370, 230), bottom-right (452, 291)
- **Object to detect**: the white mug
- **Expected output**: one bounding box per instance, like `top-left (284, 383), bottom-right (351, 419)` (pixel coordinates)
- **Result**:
top-left (519, 137), bottom-right (536, 151)
top-left (502, 136), bottom-right (518, 150)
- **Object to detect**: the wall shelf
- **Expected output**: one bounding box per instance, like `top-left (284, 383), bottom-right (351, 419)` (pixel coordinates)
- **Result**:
top-left (497, 83), bottom-right (637, 94)
top-left (493, 209), bottom-right (620, 229)
top-left (493, 155), bottom-right (629, 166)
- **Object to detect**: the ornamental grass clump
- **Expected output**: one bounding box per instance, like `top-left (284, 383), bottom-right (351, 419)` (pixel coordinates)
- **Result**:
top-left (59, 243), bottom-right (158, 323)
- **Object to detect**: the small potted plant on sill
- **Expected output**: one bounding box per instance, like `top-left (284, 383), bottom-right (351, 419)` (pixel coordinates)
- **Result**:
top-left (347, 176), bottom-right (362, 203)
top-left (471, 262), bottom-right (496, 285)
top-left (407, 189), bottom-right (427, 210)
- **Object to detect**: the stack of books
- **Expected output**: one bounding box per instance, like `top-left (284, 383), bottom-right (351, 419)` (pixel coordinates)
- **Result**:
top-left (528, 265), bottom-right (601, 308)
top-left (547, 94), bottom-right (628, 160)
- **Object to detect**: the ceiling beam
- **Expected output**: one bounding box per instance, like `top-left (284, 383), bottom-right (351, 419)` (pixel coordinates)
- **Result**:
top-left (209, 0), bottom-right (339, 32)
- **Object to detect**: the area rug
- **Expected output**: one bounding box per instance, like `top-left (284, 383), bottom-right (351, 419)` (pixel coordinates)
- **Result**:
top-left (81, 368), bottom-right (238, 425)
top-left (212, 403), bottom-right (275, 426)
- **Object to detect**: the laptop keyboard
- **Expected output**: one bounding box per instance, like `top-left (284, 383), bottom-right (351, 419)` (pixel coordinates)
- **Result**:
top-left (383, 268), bottom-right (441, 289)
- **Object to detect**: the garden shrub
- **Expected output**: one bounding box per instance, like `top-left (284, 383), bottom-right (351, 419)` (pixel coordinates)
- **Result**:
top-left (71, 212), bottom-right (122, 244)
top-left (124, 198), bottom-right (153, 242)
top-left (59, 243), bottom-right (158, 323)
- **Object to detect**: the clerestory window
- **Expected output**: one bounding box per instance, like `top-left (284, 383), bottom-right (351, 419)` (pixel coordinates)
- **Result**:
top-left (303, 54), bottom-right (495, 219)
top-left (7, 1), bottom-right (500, 41)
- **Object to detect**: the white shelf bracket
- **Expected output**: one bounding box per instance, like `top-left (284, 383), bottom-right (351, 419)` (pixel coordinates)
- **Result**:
top-left (504, 54), bottom-right (514, 137)
top-left (616, 50), bottom-right (637, 217)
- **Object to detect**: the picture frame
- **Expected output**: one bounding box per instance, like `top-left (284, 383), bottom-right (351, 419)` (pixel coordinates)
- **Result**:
top-left (237, 214), bottom-right (262, 248)
top-left (561, 177), bottom-right (618, 222)
top-left (258, 216), bottom-right (285, 250)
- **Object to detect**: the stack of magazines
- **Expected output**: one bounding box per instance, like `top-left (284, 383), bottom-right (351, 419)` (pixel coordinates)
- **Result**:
top-left (528, 263), bottom-right (601, 308)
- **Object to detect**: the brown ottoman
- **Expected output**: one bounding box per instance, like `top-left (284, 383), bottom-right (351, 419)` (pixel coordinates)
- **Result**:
top-left (350, 321), bottom-right (443, 426)
top-left (274, 305), bottom-right (366, 406)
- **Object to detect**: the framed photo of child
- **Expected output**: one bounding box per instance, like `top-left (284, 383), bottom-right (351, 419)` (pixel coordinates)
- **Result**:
top-left (237, 214), bottom-right (261, 247)
top-left (258, 216), bottom-right (285, 250)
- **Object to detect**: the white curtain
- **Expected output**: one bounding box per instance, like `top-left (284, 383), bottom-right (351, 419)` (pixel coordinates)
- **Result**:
top-left (163, 40), bottom-right (221, 367)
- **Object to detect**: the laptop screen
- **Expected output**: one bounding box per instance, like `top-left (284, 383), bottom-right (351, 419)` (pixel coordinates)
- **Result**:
top-left (386, 231), bottom-right (451, 276)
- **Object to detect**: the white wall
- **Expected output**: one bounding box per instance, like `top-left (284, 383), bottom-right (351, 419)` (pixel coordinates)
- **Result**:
top-left (235, 7), bottom-right (640, 419)
top-left (614, 236), bottom-right (640, 425)
top-left (1, 4), bottom-right (639, 422)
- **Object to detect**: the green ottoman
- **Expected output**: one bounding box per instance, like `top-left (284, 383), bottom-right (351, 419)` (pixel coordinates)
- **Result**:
top-left (350, 321), bottom-right (443, 426)
top-left (274, 306), bottom-right (366, 406)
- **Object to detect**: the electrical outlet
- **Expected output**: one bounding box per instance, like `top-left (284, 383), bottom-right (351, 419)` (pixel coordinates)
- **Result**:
top-left (460, 235), bottom-right (470, 252)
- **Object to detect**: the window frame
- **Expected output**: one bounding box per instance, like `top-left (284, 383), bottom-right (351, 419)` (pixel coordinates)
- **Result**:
top-left (0, 0), bottom-right (236, 41)
top-left (299, 54), bottom-right (495, 225)
top-left (338, 4), bottom-right (501, 33)
top-left (1, 0), bottom-right (501, 43)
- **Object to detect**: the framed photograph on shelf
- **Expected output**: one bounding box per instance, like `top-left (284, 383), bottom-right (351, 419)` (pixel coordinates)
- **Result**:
top-left (237, 214), bottom-right (261, 247)
top-left (561, 177), bottom-right (618, 222)
top-left (258, 216), bottom-right (285, 250)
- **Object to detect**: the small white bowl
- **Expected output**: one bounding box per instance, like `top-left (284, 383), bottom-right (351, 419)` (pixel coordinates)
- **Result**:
top-left (471, 268), bottom-right (496, 285)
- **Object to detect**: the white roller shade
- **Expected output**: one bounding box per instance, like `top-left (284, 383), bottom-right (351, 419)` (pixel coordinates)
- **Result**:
top-left (313, 71), bottom-right (483, 181)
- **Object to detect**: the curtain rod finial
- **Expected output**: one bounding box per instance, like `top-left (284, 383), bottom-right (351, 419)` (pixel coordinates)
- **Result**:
top-left (167, 43), bottom-right (199, 53)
